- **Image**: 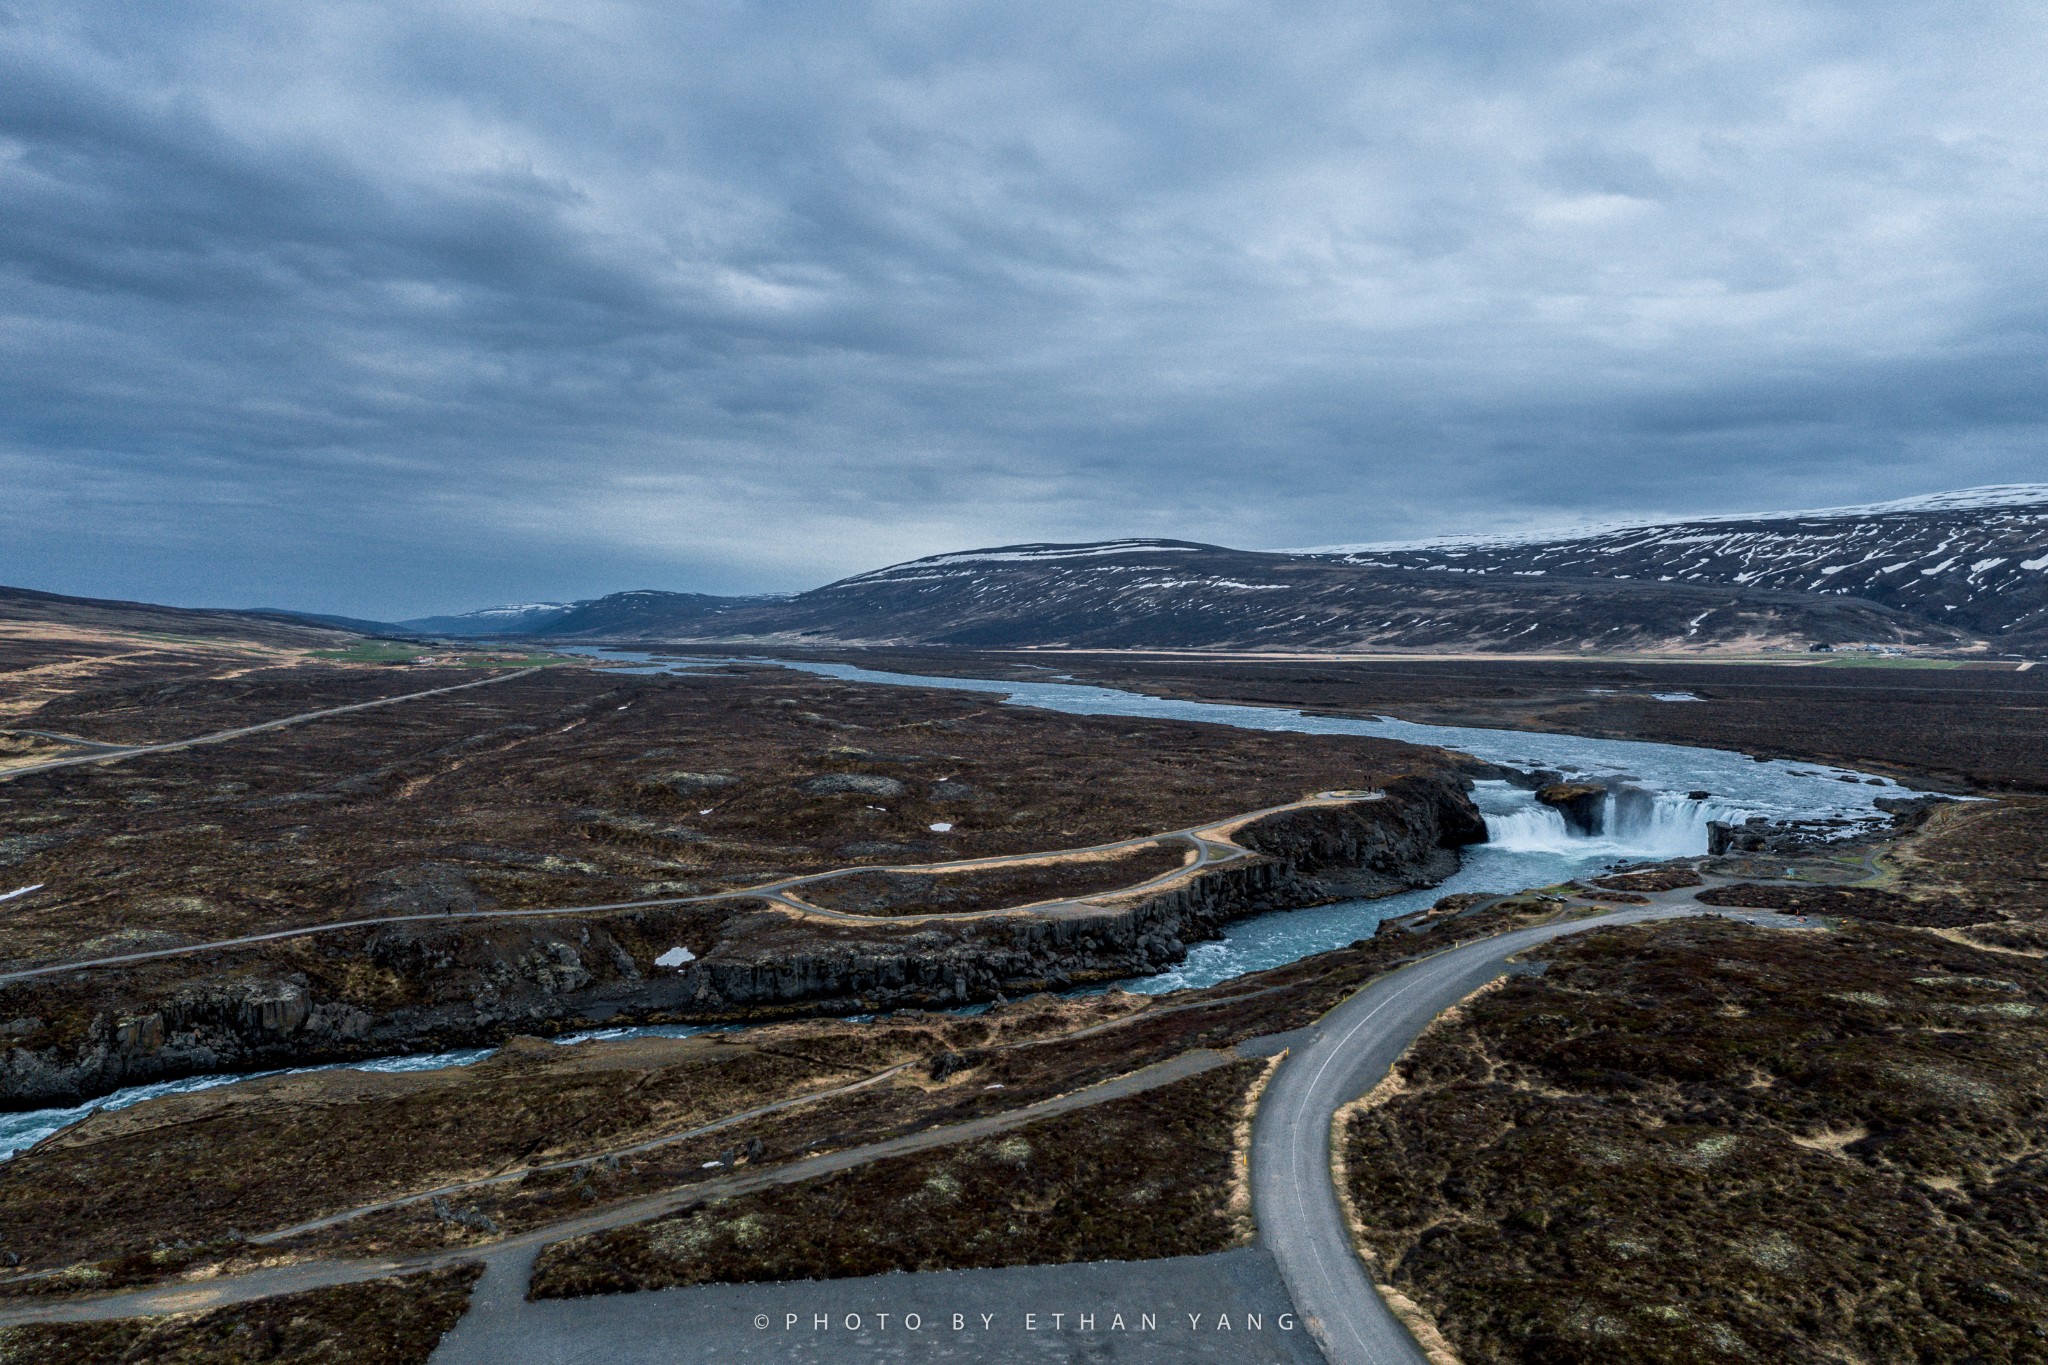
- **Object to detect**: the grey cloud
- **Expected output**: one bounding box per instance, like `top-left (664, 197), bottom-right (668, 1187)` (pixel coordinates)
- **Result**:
top-left (0, 0), bottom-right (2044, 615)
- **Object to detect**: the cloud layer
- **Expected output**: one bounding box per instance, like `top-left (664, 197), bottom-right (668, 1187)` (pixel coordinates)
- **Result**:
top-left (3, 1), bottom-right (2045, 615)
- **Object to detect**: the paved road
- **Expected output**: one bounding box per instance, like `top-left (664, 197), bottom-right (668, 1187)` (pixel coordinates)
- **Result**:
top-left (1252, 899), bottom-right (1795, 1365)
top-left (433, 1247), bottom-right (1322, 1365)
top-left (0, 885), bottom-right (1803, 1361)
top-left (0, 792), bottom-right (1381, 984)
top-left (251, 976), bottom-right (1307, 1244)
top-left (0, 667), bottom-right (542, 783)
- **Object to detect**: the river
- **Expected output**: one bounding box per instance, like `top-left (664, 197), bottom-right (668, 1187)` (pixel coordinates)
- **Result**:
top-left (572, 651), bottom-right (1898, 992)
top-left (2, 653), bottom-right (1898, 1160)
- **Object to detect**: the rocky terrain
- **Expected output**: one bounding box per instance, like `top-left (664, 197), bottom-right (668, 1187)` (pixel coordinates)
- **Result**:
top-left (0, 662), bottom-right (1482, 1105)
top-left (0, 779), bottom-right (1478, 1108)
top-left (0, 891), bottom-right (1581, 1295)
top-left (1340, 798), bottom-right (2048, 1365)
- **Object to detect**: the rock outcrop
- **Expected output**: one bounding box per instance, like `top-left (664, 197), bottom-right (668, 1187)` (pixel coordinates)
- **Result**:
top-left (1535, 782), bottom-right (1608, 836)
top-left (1, 779), bottom-right (1485, 1108)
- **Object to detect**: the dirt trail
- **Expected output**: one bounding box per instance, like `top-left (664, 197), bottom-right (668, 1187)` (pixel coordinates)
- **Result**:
top-left (0, 791), bottom-right (1385, 983)
top-left (0, 1046), bottom-right (1247, 1327)
top-left (0, 666), bottom-right (544, 784)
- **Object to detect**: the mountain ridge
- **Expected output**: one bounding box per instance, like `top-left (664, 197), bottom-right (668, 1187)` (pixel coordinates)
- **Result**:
top-left (1301, 483), bottom-right (2048, 646)
top-left (482, 484), bottom-right (2043, 653)
top-left (1293, 483), bottom-right (2048, 555)
top-left (8, 485), bottom-right (2041, 656)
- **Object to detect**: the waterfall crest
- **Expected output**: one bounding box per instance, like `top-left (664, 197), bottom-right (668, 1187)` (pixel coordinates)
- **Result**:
top-left (1477, 781), bottom-right (1730, 858)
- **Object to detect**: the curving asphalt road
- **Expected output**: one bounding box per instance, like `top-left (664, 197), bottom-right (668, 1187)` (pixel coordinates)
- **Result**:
top-left (1253, 900), bottom-right (1798, 1365)
top-left (0, 884), bottom-right (1805, 1355)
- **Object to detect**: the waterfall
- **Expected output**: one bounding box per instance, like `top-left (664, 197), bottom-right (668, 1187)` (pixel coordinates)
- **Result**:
top-left (1481, 800), bottom-right (1580, 852)
top-left (1605, 787), bottom-right (1718, 856)
top-left (1478, 782), bottom-right (1722, 858)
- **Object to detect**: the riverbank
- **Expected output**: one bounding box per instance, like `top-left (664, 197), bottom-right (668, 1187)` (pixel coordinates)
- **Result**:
top-left (0, 881), bottom-right (1653, 1302)
top-left (0, 783), bottom-right (1474, 1108)
top-left (5, 648), bottom-right (1925, 1113)
top-left (750, 647), bottom-right (2048, 792)
top-left (1338, 796), bottom-right (2048, 1364)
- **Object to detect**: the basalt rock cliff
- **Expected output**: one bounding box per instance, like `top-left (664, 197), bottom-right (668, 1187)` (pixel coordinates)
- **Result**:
top-left (0, 777), bottom-right (1483, 1107)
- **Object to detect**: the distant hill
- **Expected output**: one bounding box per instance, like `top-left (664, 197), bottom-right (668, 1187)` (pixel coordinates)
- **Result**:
top-left (1304, 484), bottom-right (2048, 649)
top-left (0, 584), bottom-right (367, 648)
top-left (479, 487), bottom-right (2045, 654)
top-left (504, 540), bottom-right (1970, 653)
top-left (395, 602), bottom-right (584, 637)
top-left (15, 484), bottom-right (2041, 657)
top-left (244, 608), bottom-right (415, 636)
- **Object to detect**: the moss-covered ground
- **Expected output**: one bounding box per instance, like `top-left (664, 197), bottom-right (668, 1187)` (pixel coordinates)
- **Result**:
top-left (529, 1059), bottom-right (1266, 1297)
top-left (1342, 905), bottom-right (2048, 1364)
top-left (0, 1264), bottom-right (481, 1364)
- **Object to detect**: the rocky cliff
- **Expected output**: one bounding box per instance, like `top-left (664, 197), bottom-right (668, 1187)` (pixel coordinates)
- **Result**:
top-left (0, 779), bottom-right (1484, 1107)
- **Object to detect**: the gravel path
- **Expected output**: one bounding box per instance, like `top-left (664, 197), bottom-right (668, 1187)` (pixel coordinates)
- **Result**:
top-left (0, 667), bottom-right (543, 783)
top-left (0, 1046), bottom-right (1249, 1328)
top-left (0, 792), bottom-right (1382, 983)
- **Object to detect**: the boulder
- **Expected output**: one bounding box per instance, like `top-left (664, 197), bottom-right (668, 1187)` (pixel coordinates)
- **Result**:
top-left (799, 774), bottom-right (906, 799)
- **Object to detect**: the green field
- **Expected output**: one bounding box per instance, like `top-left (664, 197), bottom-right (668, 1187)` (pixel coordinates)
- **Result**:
top-left (309, 640), bottom-right (574, 667)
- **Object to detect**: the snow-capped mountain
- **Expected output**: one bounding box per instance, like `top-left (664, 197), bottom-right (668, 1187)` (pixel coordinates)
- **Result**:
top-left (427, 484), bottom-right (2044, 654)
top-left (517, 540), bottom-right (1969, 653)
top-left (1306, 484), bottom-right (2048, 646)
top-left (397, 601), bottom-right (587, 636)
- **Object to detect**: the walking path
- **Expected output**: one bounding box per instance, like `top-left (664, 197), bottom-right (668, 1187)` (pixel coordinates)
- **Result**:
top-left (0, 877), bottom-right (1809, 1365)
top-left (243, 973), bottom-right (1298, 1247)
top-left (0, 792), bottom-right (1383, 984)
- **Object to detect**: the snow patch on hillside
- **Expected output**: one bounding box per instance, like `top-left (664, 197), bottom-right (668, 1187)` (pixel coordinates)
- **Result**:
top-left (843, 540), bottom-right (1205, 580)
top-left (456, 601), bottom-right (582, 619)
top-left (1296, 484), bottom-right (2048, 556)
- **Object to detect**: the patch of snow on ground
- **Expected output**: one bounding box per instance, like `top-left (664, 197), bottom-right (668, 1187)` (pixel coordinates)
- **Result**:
top-left (654, 946), bottom-right (696, 968)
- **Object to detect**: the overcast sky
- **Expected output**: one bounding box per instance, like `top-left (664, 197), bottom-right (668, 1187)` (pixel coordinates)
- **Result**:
top-left (3, 2), bottom-right (2044, 617)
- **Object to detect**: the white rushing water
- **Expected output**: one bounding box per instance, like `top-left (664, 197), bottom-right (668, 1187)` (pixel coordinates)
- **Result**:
top-left (5, 651), bottom-right (1899, 1157)
top-left (575, 649), bottom-right (1901, 992)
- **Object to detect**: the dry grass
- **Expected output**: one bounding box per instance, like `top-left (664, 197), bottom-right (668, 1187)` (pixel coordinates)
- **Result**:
top-left (529, 1060), bottom-right (1267, 1298)
top-left (1340, 915), bottom-right (2048, 1364)
top-left (0, 1264), bottom-right (481, 1364)
top-left (796, 841), bottom-right (1192, 915)
top-left (0, 664), bottom-right (1446, 963)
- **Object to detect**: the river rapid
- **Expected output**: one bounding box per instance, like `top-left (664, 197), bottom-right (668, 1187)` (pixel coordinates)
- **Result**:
top-left (578, 652), bottom-right (1900, 992)
top-left (1, 654), bottom-right (1900, 1160)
